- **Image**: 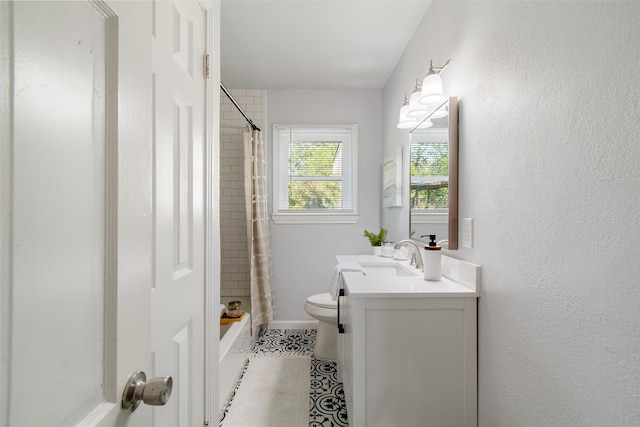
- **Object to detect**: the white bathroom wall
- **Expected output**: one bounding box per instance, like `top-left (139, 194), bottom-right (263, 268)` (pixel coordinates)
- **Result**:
top-left (267, 90), bottom-right (383, 320)
top-left (383, 1), bottom-right (640, 425)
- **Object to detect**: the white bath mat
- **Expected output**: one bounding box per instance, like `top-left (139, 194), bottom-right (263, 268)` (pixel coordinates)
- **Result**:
top-left (221, 356), bottom-right (311, 427)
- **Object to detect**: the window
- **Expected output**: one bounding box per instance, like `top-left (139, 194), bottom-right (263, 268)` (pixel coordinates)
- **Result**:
top-left (410, 140), bottom-right (448, 210)
top-left (410, 128), bottom-right (449, 225)
top-left (272, 124), bottom-right (358, 224)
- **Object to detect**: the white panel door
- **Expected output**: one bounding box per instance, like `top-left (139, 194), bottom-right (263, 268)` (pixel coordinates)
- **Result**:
top-left (1, 1), bottom-right (211, 426)
top-left (151, 1), bottom-right (207, 426)
top-left (1, 2), bottom-right (126, 426)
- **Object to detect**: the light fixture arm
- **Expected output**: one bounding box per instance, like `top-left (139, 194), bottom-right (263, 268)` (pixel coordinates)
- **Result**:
top-left (427, 59), bottom-right (453, 76)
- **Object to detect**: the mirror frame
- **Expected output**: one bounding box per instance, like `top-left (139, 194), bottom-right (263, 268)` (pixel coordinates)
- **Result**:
top-left (409, 96), bottom-right (458, 249)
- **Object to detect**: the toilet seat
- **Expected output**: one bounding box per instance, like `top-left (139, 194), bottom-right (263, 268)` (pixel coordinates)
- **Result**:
top-left (306, 292), bottom-right (337, 309)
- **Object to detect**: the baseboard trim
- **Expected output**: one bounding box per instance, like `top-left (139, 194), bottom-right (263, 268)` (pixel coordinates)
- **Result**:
top-left (268, 320), bottom-right (318, 330)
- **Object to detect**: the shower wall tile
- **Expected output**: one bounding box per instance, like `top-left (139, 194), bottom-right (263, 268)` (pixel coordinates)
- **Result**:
top-left (220, 89), bottom-right (266, 305)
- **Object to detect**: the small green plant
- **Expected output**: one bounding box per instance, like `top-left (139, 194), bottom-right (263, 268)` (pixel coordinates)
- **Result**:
top-left (363, 227), bottom-right (388, 247)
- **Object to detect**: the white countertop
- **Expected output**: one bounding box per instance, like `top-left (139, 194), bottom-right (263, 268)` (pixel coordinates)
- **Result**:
top-left (336, 254), bottom-right (480, 298)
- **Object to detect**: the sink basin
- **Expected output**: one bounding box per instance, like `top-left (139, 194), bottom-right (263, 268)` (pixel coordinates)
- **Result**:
top-left (358, 262), bottom-right (418, 277)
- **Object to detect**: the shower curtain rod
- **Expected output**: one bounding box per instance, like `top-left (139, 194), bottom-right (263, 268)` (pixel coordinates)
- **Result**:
top-left (220, 82), bottom-right (261, 132)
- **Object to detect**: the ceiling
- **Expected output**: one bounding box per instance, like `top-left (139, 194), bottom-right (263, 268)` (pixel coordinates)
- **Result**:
top-left (220, 0), bottom-right (432, 90)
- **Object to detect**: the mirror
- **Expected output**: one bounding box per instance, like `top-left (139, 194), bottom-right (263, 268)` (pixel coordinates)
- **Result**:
top-left (409, 97), bottom-right (458, 249)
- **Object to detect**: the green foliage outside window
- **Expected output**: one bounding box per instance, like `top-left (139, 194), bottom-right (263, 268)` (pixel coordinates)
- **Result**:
top-left (410, 142), bottom-right (448, 209)
top-left (287, 141), bottom-right (343, 210)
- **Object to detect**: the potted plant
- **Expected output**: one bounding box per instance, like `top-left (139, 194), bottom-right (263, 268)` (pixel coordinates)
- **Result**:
top-left (363, 227), bottom-right (388, 255)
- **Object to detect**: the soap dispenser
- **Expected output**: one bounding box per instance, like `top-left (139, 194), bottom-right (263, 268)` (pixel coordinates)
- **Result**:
top-left (423, 235), bottom-right (442, 281)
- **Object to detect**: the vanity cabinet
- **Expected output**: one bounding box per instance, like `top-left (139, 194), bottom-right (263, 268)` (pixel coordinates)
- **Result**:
top-left (336, 255), bottom-right (479, 427)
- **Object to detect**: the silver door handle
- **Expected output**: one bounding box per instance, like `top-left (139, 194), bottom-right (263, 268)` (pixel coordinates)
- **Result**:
top-left (121, 371), bottom-right (173, 413)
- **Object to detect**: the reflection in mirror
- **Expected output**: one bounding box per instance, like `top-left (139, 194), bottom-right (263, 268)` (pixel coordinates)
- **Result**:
top-left (409, 97), bottom-right (458, 249)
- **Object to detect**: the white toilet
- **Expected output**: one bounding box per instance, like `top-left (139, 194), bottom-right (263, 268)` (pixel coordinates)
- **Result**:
top-left (304, 292), bottom-right (338, 360)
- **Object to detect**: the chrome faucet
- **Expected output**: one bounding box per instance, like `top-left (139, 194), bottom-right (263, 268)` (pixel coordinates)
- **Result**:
top-left (394, 240), bottom-right (423, 270)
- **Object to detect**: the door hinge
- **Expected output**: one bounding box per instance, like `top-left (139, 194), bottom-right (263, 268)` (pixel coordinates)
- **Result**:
top-left (203, 420), bottom-right (209, 426)
top-left (204, 54), bottom-right (210, 79)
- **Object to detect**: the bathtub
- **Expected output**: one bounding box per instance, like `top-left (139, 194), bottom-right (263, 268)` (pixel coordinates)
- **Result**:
top-left (219, 311), bottom-right (253, 413)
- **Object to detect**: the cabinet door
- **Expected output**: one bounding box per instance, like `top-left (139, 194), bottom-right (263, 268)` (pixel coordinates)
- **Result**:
top-left (363, 297), bottom-right (477, 427)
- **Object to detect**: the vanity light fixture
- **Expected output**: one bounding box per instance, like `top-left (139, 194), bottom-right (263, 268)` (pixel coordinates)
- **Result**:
top-left (397, 94), bottom-right (416, 129)
top-left (398, 93), bottom-right (435, 129)
top-left (420, 59), bottom-right (452, 106)
top-left (410, 98), bottom-right (449, 133)
top-left (429, 105), bottom-right (449, 119)
top-left (397, 59), bottom-right (453, 129)
top-left (406, 80), bottom-right (431, 119)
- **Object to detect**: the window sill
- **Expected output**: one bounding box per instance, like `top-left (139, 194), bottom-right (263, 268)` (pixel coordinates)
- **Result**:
top-left (271, 213), bottom-right (360, 224)
top-left (411, 212), bottom-right (448, 224)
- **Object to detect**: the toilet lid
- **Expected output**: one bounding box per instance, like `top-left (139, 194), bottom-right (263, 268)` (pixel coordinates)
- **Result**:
top-left (307, 292), bottom-right (337, 309)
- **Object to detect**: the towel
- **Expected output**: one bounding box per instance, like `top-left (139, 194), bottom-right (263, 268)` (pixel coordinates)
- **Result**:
top-left (328, 262), bottom-right (365, 300)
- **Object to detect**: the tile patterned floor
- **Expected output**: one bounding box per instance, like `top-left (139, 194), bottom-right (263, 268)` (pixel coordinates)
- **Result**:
top-left (309, 357), bottom-right (349, 426)
top-left (219, 329), bottom-right (349, 427)
top-left (253, 328), bottom-right (316, 358)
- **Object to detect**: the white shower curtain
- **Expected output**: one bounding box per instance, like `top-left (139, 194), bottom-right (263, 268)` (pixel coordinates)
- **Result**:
top-left (243, 127), bottom-right (275, 332)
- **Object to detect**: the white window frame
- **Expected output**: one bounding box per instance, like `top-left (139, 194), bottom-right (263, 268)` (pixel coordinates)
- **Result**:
top-left (272, 124), bottom-right (359, 224)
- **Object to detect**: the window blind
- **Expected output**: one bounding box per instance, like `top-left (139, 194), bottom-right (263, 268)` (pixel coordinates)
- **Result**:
top-left (274, 125), bottom-right (356, 213)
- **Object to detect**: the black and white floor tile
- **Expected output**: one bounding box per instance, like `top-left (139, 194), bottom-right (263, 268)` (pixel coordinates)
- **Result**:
top-left (219, 328), bottom-right (349, 426)
top-left (252, 328), bottom-right (317, 358)
top-left (309, 357), bottom-right (349, 426)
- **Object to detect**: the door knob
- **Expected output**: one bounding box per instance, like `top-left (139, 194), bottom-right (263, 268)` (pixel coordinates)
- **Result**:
top-left (121, 371), bottom-right (173, 413)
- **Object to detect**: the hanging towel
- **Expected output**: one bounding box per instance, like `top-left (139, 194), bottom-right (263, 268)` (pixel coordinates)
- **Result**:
top-left (328, 262), bottom-right (365, 300)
